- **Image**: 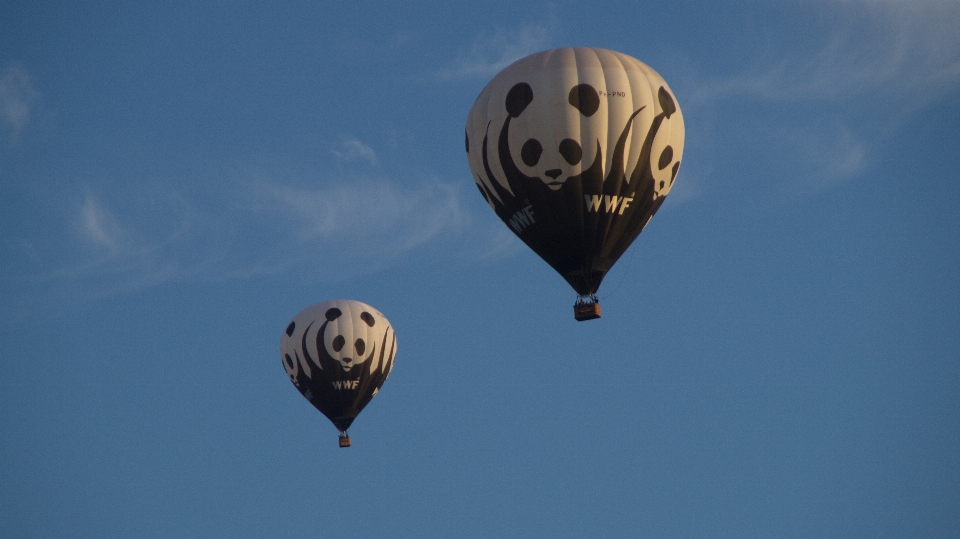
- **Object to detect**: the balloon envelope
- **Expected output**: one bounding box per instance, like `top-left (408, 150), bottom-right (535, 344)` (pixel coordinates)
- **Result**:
top-left (465, 47), bottom-right (684, 297)
top-left (280, 299), bottom-right (397, 438)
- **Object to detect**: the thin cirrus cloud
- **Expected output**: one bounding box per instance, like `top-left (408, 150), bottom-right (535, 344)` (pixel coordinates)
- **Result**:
top-left (79, 194), bottom-right (127, 251)
top-left (235, 174), bottom-right (522, 282)
top-left (4, 125), bottom-right (499, 309)
top-left (687, 1), bottom-right (960, 105)
top-left (60, 192), bottom-right (195, 288)
top-left (38, 175), bottom-right (477, 293)
top-left (437, 22), bottom-right (553, 81)
top-left (754, 120), bottom-right (868, 192)
top-left (331, 136), bottom-right (378, 166)
top-left (0, 191), bottom-right (200, 316)
top-left (0, 64), bottom-right (37, 135)
top-left (675, 0), bottom-right (960, 194)
top-left (255, 177), bottom-right (469, 263)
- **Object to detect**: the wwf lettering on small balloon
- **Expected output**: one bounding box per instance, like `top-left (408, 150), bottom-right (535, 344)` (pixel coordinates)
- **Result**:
top-left (332, 380), bottom-right (360, 390)
top-left (583, 193), bottom-right (634, 215)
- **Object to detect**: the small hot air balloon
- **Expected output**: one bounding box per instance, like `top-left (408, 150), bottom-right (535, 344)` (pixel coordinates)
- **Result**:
top-left (465, 47), bottom-right (684, 320)
top-left (280, 299), bottom-right (397, 447)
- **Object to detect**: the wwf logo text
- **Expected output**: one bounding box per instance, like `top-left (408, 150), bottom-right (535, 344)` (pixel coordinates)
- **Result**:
top-left (509, 203), bottom-right (536, 234)
top-left (583, 194), bottom-right (634, 215)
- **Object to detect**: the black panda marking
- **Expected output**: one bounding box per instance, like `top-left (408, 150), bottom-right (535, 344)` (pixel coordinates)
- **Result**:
top-left (506, 83), bottom-right (534, 117)
top-left (521, 139), bottom-right (543, 166)
top-left (285, 321), bottom-right (296, 337)
top-left (360, 311), bottom-right (376, 327)
top-left (476, 183), bottom-right (491, 204)
top-left (355, 338), bottom-right (365, 356)
top-left (658, 87), bottom-right (676, 117)
top-left (559, 138), bottom-right (582, 165)
top-left (671, 162), bottom-right (680, 182)
top-left (658, 146), bottom-right (674, 170)
top-left (284, 353), bottom-right (295, 369)
top-left (325, 308), bottom-right (342, 321)
top-left (569, 84), bottom-right (600, 117)
top-left (465, 131), bottom-right (469, 154)
top-left (332, 335), bottom-right (345, 352)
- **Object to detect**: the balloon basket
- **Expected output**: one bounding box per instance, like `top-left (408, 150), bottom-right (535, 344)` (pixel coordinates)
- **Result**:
top-left (338, 435), bottom-right (351, 448)
top-left (574, 301), bottom-right (601, 321)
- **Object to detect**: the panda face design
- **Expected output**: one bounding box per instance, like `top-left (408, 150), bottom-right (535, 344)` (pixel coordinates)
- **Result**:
top-left (281, 319), bottom-right (310, 385)
top-left (321, 307), bottom-right (377, 372)
top-left (649, 87), bottom-right (683, 199)
top-left (504, 82), bottom-right (604, 191)
top-left (467, 48), bottom-right (685, 221)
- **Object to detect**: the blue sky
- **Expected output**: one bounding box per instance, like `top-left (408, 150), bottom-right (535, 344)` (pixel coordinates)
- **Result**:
top-left (2, 1), bottom-right (959, 537)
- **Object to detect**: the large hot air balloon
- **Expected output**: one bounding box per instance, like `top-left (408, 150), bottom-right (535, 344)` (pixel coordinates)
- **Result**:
top-left (465, 47), bottom-right (684, 320)
top-left (280, 299), bottom-right (397, 447)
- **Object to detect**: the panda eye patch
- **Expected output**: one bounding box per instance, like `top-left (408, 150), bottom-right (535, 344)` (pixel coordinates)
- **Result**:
top-left (355, 338), bottom-right (365, 356)
top-left (568, 84), bottom-right (600, 117)
top-left (521, 139), bottom-right (543, 167)
top-left (360, 312), bottom-right (375, 327)
top-left (559, 138), bottom-right (582, 165)
top-left (658, 145), bottom-right (674, 170)
top-left (332, 335), bottom-right (345, 352)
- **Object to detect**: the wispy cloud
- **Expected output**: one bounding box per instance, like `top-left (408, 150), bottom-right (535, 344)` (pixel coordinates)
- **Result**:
top-left (331, 136), bottom-right (378, 166)
top-left (437, 22), bottom-right (554, 81)
top-left (687, 0), bottom-right (960, 105)
top-left (253, 178), bottom-right (467, 266)
top-left (760, 120), bottom-right (868, 191)
top-left (43, 190), bottom-right (199, 294)
top-left (79, 195), bottom-right (127, 250)
top-left (0, 64), bottom-right (37, 134)
top-left (674, 0), bottom-right (960, 197)
top-left (3, 172), bottom-right (492, 308)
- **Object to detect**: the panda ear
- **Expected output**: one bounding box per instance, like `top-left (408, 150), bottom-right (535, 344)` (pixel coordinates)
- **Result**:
top-left (360, 312), bottom-right (376, 327)
top-left (658, 87), bottom-right (677, 118)
top-left (506, 83), bottom-right (534, 117)
top-left (569, 84), bottom-right (600, 117)
top-left (285, 321), bottom-right (296, 336)
top-left (325, 308), bottom-right (342, 321)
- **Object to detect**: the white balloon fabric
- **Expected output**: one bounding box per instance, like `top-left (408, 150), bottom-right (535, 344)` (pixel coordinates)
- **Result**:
top-left (280, 299), bottom-right (396, 438)
top-left (465, 48), bottom-right (684, 298)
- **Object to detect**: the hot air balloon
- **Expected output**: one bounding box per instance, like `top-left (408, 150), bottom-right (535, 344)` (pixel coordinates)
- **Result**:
top-left (465, 47), bottom-right (684, 320)
top-left (280, 299), bottom-right (397, 447)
